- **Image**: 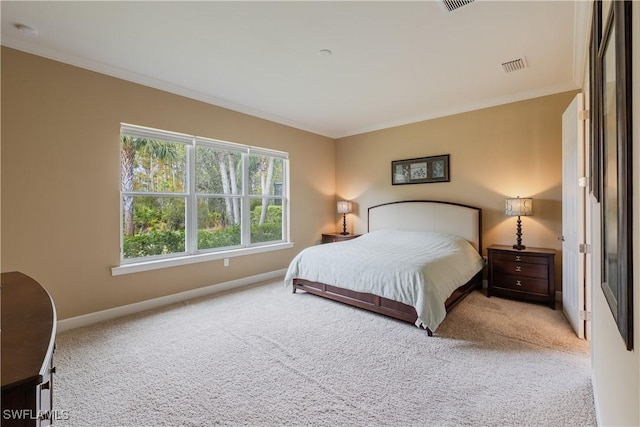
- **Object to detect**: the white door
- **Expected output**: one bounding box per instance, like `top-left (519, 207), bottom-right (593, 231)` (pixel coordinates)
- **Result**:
top-left (562, 93), bottom-right (586, 338)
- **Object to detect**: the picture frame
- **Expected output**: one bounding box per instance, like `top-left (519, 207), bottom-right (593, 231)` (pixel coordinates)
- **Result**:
top-left (391, 154), bottom-right (450, 185)
top-left (593, 0), bottom-right (633, 351)
top-left (589, 0), bottom-right (601, 202)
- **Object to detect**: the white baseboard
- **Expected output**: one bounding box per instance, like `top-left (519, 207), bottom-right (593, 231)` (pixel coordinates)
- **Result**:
top-left (591, 366), bottom-right (602, 426)
top-left (57, 269), bottom-right (287, 333)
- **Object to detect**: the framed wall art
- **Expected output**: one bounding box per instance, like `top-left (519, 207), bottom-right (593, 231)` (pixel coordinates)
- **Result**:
top-left (391, 154), bottom-right (450, 185)
top-left (592, 0), bottom-right (633, 350)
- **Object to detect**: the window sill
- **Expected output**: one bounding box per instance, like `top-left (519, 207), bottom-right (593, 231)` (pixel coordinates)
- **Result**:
top-left (111, 242), bottom-right (294, 276)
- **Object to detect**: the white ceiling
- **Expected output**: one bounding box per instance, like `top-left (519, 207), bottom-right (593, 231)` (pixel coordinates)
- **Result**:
top-left (1, 1), bottom-right (589, 138)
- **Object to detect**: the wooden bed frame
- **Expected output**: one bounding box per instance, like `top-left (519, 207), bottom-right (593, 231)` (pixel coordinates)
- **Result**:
top-left (292, 200), bottom-right (483, 336)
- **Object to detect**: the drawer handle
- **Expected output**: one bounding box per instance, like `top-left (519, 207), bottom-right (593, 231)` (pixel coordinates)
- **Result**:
top-left (515, 280), bottom-right (522, 286)
top-left (515, 266), bottom-right (522, 272)
top-left (41, 381), bottom-right (51, 390)
top-left (515, 255), bottom-right (521, 262)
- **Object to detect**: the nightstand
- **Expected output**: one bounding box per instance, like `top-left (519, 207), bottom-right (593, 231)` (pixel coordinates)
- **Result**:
top-left (487, 245), bottom-right (556, 309)
top-left (321, 233), bottom-right (361, 244)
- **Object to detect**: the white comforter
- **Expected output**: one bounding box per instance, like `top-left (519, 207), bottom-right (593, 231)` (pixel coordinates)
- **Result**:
top-left (284, 229), bottom-right (484, 332)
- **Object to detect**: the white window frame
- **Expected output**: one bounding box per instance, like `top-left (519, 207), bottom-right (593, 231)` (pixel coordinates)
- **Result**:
top-left (113, 124), bottom-right (292, 276)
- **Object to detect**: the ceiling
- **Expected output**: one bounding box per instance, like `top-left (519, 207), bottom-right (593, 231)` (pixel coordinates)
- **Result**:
top-left (1, 1), bottom-right (589, 138)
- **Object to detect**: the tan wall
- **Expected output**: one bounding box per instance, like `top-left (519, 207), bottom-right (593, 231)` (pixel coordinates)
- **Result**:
top-left (335, 91), bottom-right (578, 291)
top-left (1, 47), bottom-right (336, 320)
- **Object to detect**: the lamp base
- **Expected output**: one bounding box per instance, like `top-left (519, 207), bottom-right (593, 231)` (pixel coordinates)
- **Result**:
top-left (340, 212), bottom-right (349, 236)
top-left (512, 216), bottom-right (525, 251)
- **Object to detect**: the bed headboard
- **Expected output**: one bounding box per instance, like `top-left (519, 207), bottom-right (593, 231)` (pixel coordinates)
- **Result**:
top-left (367, 200), bottom-right (482, 252)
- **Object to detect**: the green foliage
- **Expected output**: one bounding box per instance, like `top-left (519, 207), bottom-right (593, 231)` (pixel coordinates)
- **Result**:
top-left (132, 201), bottom-right (162, 232)
top-left (251, 222), bottom-right (282, 243)
top-left (131, 140), bottom-right (186, 193)
top-left (132, 197), bottom-right (184, 234)
top-left (250, 205), bottom-right (282, 243)
top-left (123, 227), bottom-right (247, 258)
top-left (198, 225), bottom-right (241, 250)
top-left (198, 204), bottom-right (222, 229)
top-left (197, 198), bottom-right (227, 229)
top-left (123, 230), bottom-right (185, 258)
top-left (251, 205), bottom-right (282, 224)
top-left (123, 205), bottom-right (283, 258)
top-left (160, 198), bottom-right (186, 230)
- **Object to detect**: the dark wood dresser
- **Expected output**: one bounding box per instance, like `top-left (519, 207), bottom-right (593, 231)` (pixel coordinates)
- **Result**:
top-left (1, 272), bottom-right (57, 426)
top-left (321, 233), bottom-right (361, 244)
top-left (487, 245), bottom-right (556, 309)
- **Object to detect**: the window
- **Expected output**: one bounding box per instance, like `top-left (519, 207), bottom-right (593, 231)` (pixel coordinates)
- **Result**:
top-left (119, 124), bottom-right (289, 267)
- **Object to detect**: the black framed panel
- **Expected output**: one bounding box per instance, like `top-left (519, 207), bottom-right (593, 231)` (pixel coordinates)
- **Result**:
top-left (589, 1), bottom-right (602, 202)
top-left (594, 0), bottom-right (633, 351)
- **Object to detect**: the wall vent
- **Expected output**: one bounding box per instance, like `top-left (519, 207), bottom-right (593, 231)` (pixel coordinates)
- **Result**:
top-left (501, 57), bottom-right (528, 73)
top-left (442, 0), bottom-right (475, 12)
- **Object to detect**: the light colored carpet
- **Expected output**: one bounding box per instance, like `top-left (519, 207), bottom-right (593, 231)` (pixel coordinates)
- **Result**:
top-left (54, 280), bottom-right (595, 426)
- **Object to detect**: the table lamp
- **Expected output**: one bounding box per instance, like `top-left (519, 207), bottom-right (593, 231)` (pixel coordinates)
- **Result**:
top-left (337, 201), bottom-right (353, 235)
top-left (505, 196), bottom-right (533, 250)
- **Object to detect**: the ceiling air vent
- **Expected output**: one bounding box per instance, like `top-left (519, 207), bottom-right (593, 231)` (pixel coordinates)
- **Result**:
top-left (442, 0), bottom-right (475, 12)
top-left (501, 57), bottom-right (528, 73)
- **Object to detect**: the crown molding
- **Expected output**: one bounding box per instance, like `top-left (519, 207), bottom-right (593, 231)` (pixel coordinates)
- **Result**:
top-left (339, 82), bottom-right (581, 138)
top-left (3, 36), bottom-right (580, 140)
top-left (1, 37), bottom-right (335, 138)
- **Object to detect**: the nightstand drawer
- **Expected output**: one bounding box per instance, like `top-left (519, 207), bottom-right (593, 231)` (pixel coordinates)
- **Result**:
top-left (490, 252), bottom-right (549, 265)
top-left (321, 233), bottom-right (361, 244)
top-left (492, 274), bottom-right (549, 295)
top-left (492, 260), bottom-right (548, 279)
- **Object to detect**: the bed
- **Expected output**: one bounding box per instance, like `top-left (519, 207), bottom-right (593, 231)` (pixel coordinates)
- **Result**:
top-left (285, 200), bottom-right (484, 335)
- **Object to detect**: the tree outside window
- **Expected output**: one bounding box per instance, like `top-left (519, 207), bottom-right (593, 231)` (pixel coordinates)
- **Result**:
top-left (120, 124), bottom-right (288, 262)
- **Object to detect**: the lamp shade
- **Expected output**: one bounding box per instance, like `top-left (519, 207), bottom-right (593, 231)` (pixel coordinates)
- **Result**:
top-left (505, 197), bottom-right (533, 217)
top-left (337, 201), bottom-right (352, 214)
